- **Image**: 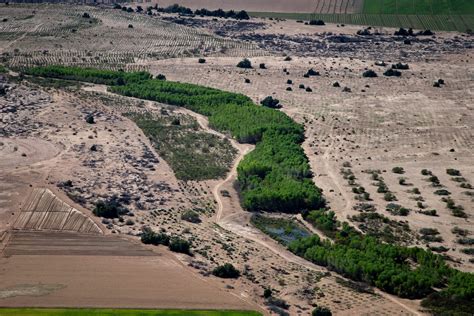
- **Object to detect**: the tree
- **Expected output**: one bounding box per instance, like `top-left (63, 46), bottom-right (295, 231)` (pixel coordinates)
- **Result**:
top-left (312, 306), bottom-right (332, 316)
top-left (263, 288), bottom-right (272, 298)
top-left (181, 210), bottom-right (201, 223)
top-left (237, 58), bottom-right (252, 69)
top-left (93, 197), bottom-right (128, 218)
top-left (362, 70), bottom-right (377, 78)
top-left (260, 96), bottom-right (281, 109)
top-left (235, 10), bottom-right (250, 20)
top-left (169, 237), bottom-right (191, 254)
top-left (141, 227), bottom-right (170, 246)
top-left (309, 19), bottom-right (325, 26)
top-left (212, 263), bottom-right (240, 278)
top-left (85, 114), bottom-right (95, 124)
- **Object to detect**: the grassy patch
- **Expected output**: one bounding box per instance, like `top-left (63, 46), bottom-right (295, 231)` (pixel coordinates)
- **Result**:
top-left (0, 309), bottom-right (261, 316)
top-left (126, 112), bottom-right (237, 181)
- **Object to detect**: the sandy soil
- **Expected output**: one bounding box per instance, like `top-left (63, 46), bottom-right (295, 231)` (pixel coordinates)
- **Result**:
top-left (0, 233), bottom-right (255, 311)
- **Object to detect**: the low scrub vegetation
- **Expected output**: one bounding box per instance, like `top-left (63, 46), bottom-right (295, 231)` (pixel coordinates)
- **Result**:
top-left (25, 65), bottom-right (151, 85)
top-left (212, 263), bottom-right (240, 279)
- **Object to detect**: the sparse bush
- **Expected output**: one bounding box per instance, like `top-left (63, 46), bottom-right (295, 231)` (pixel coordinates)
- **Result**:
top-left (93, 196), bottom-right (128, 218)
top-left (312, 306), bottom-right (332, 316)
top-left (181, 210), bottom-right (201, 223)
top-left (169, 237), bottom-right (191, 254)
top-left (212, 263), bottom-right (240, 278)
top-left (419, 209), bottom-right (437, 216)
top-left (85, 114), bottom-right (95, 124)
top-left (446, 169), bottom-right (461, 176)
top-left (237, 58), bottom-right (252, 69)
top-left (434, 189), bottom-right (450, 196)
top-left (263, 288), bottom-right (272, 298)
top-left (392, 63), bottom-right (409, 70)
top-left (421, 169), bottom-right (432, 176)
top-left (306, 68), bottom-right (320, 76)
top-left (362, 70), bottom-right (377, 78)
top-left (260, 96), bottom-right (281, 109)
top-left (452, 227), bottom-right (469, 236)
top-left (141, 227), bottom-right (170, 246)
top-left (309, 19), bottom-right (325, 26)
top-left (384, 192), bottom-right (397, 201)
top-left (384, 69), bottom-right (401, 77)
top-left (392, 166), bottom-right (405, 174)
top-left (156, 74), bottom-right (166, 80)
top-left (461, 248), bottom-right (474, 255)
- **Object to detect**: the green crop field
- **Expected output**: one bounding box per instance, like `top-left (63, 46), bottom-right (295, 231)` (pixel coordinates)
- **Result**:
top-left (250, 0), bottom-right (474, 32)
top-left (0, 308), bottom-right (262, 316)
top-left (362, 0), bottom-right (474, 15)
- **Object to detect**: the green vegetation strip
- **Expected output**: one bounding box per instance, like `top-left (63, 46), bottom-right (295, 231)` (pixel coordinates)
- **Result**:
top-left (25, 66), bottom-right (324, 213)
top-left (0, 309), bottom-right (261, 316)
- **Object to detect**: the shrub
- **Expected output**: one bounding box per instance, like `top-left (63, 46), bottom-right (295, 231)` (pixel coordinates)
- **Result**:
top-left (259, 63), bottom-right (266, 69)
top-left (85, 114), bottom-right (95, 124)
top-left (263, 288), bottom-right (272, 298)
top-left (198, 58), bottom-right (206, 64)
top-left (421, 169), bottom-right (432, 176)
top-left (312, 306), bottom-right (332, 316)
top-left (141, 227), bottom-right (170, 246)
top-left (156, 74), bottom-right (166, 80)
top-left (284, 56), bottom-right (292, 61)
top-left (446, 169), bottom-right (461, 176)
top-left (181, 210), bottom-right (201, 223)
top-left (237, 58), bottom-right (252, 69)
top-left (333, 81), bottom-right (340, 87)
top-left (384, 192), bottom-right (397, 201)
top-left (309, 19), bottom-right (325, 26)
top-left (392, 63), bottom-right (409, 70)
top-left (306, 68), bottom-right (320, 76)
top-left (434, 189), bottom-right (450, 196)
top-left (212, 263), bottom-right (240, 278)
top-left (244, 78), bottom-right (251, 83)
top-left (392, 167), bottom-right (405, 174)
top-left (128, 24), bottom-right (133, 28)
top-left (260, 96), bottom-right (281, 109)
top-left (82, 12), bottom-right (90, 18)
top-left (384, 69), bottom-right (401, 77)
top-left (93, 197), bottom-right (128, 218)
top-left (169, 237), bottom-right (191, 254)
top-left (299, 84), bottom-right (305, 89)
top-left (286, 79), bottom-right (293, 84)
top-left (419, 209), bottom-right (437, 216)
top-left (362, 70), bottom-right (377, 78)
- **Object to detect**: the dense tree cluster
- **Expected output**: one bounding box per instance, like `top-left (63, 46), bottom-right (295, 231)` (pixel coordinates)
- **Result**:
top-left (288, 224), bottom-right (474, 311)
top-left (152, 4), bottom-right (249, 20)
top-left (107, 79), bottom-right (324, 213)
top-left (25, 66), bottom-right (151, 85)
top-left (194, 8), bottom-right (250, 20)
